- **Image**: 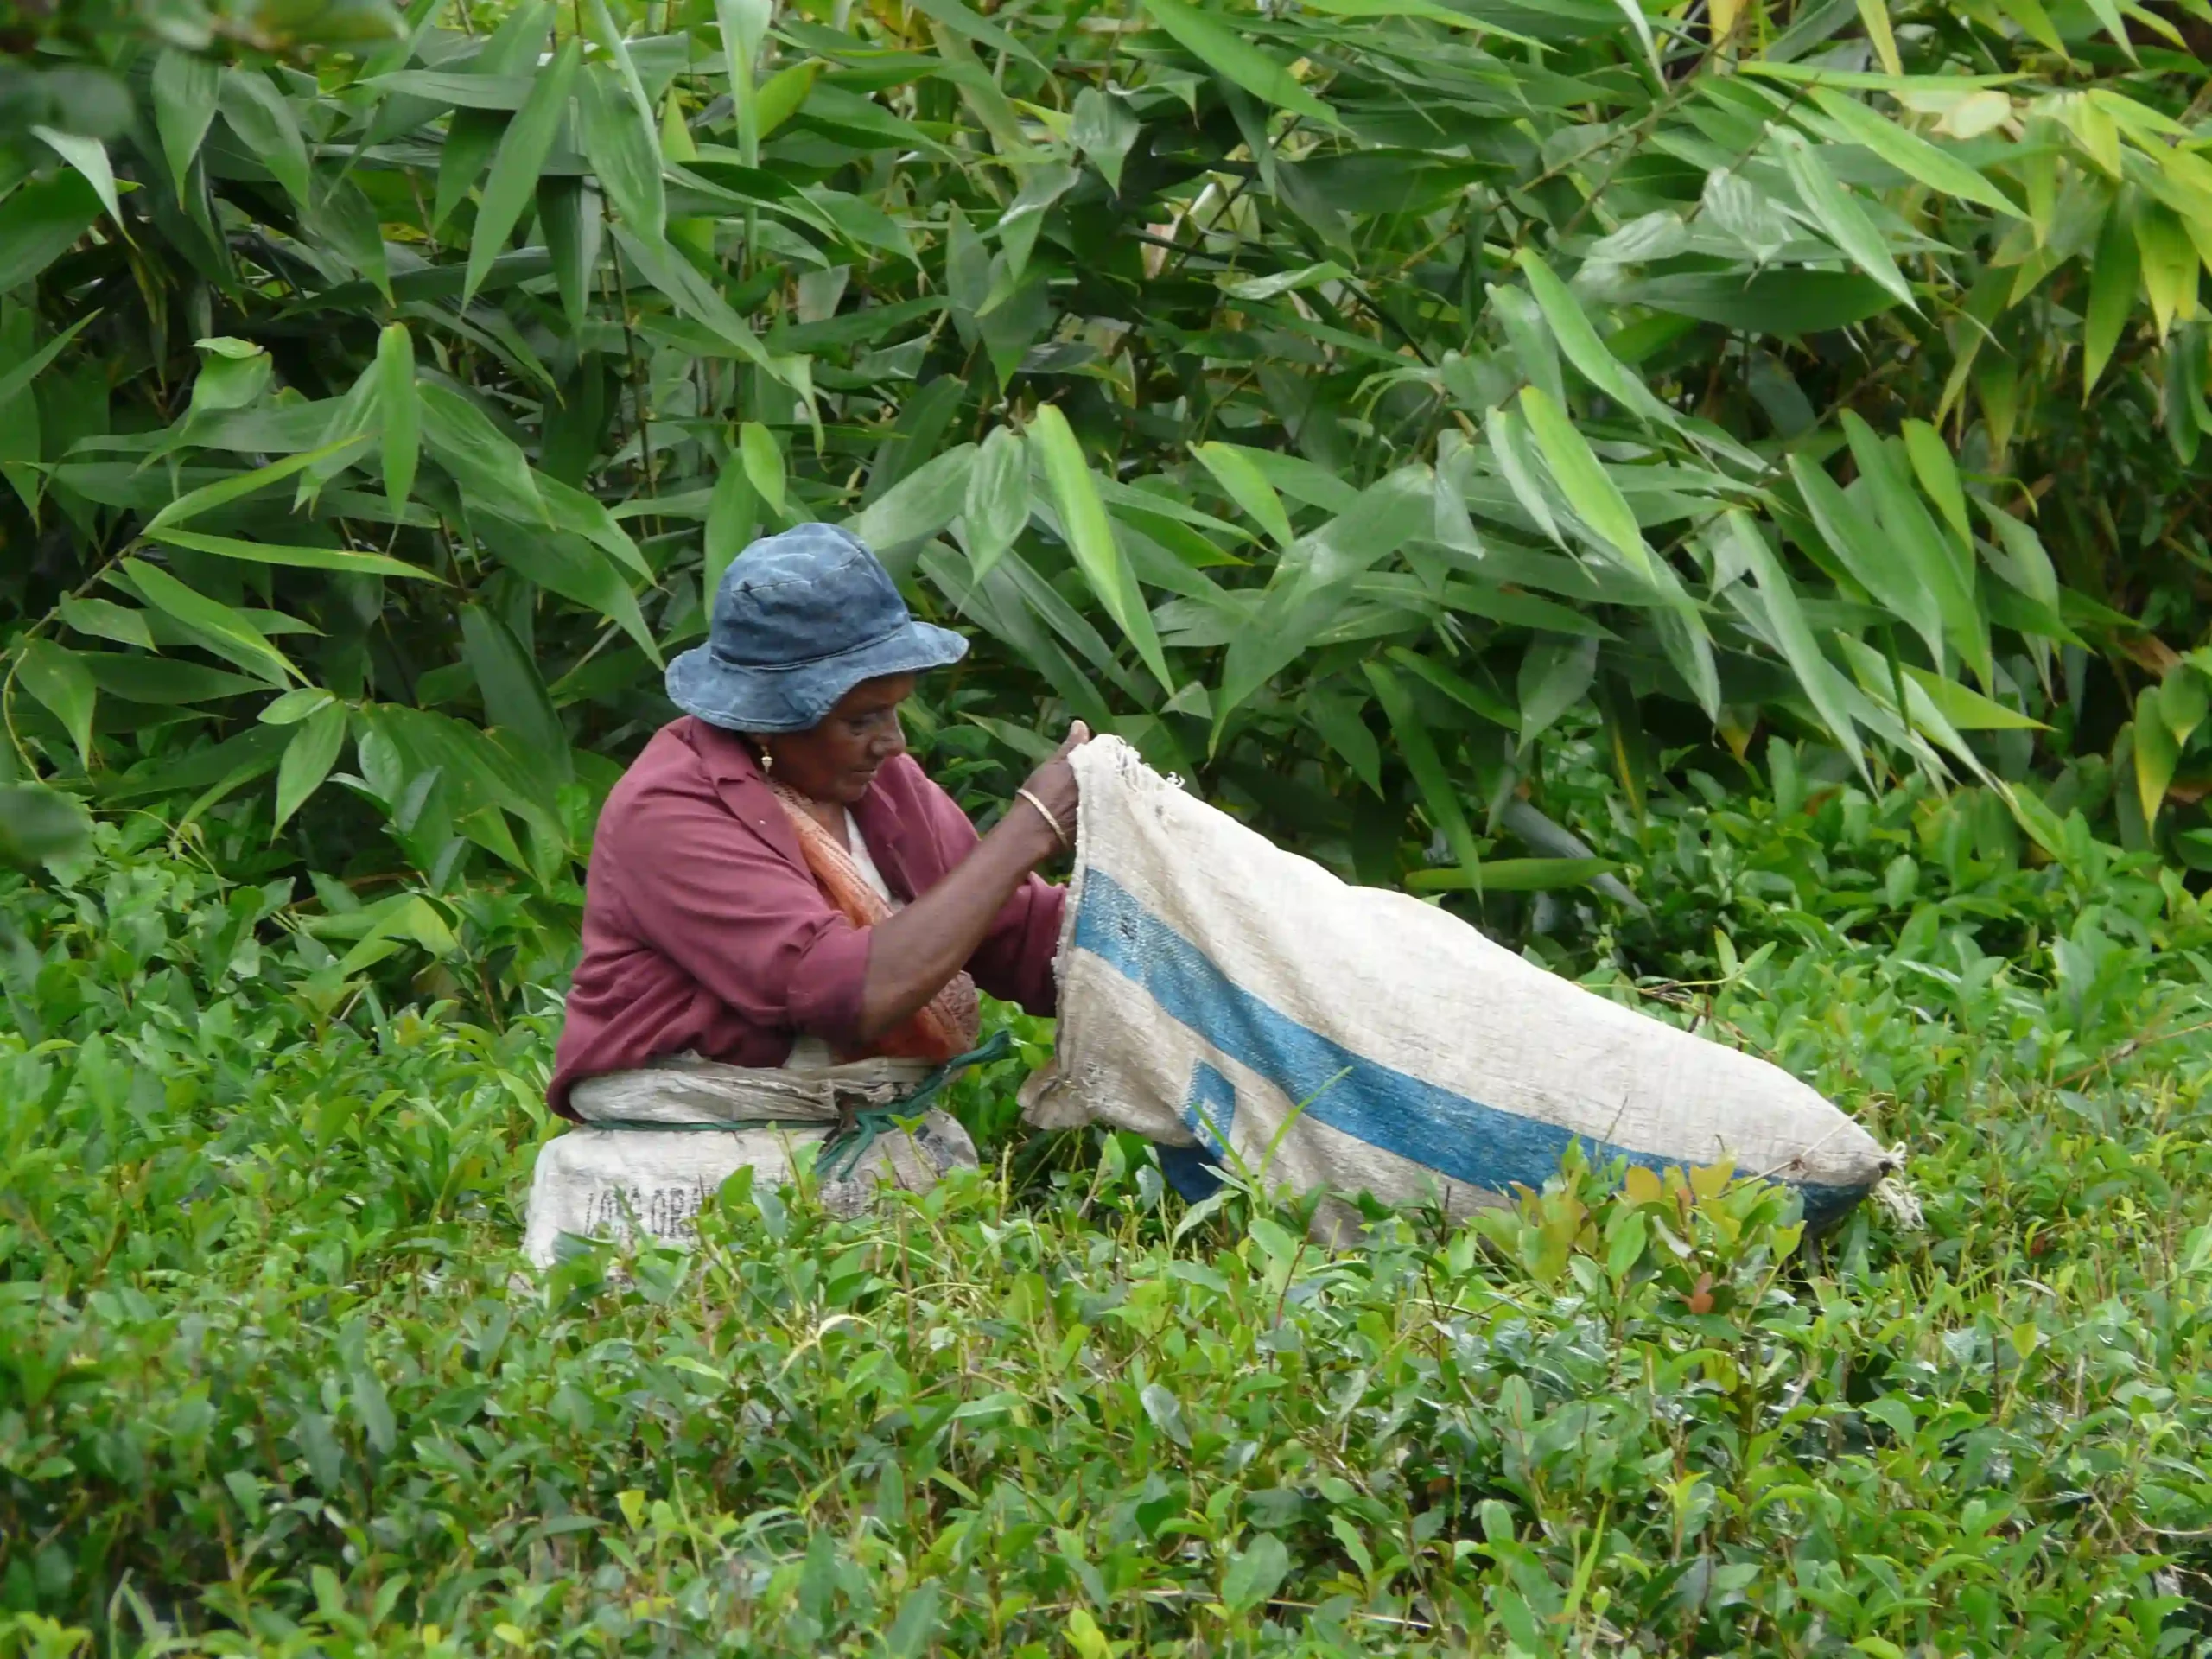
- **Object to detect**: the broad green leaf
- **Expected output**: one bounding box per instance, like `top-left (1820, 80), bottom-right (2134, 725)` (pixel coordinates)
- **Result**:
top-left (704, 462), bottom-right (760, 597)
top-left (1386, 647), bottom-right (1517, 728)
top-left (1976, 499), bottom-right (2063, 617)
top-left (907, 0), bottom-right (1047, 72)
top-left (1220, 1534), bottom-right (1291, 1616)
top-left (1365, 659), bottom-right (1484, 893)
top-left (0, 173), bottom-right (103, 292)
top-left (1772, 127), bottom-right (1914, 308)
top-left (1855, 0), bottom-right (1903, 74)
top-left (610, 224), bottom-right (774, 371)
top-left (1788, 453), bottom-right (1945, 664)
top-left (1840, 412), bottom-right (1988, 684)
top-left (58, 596), bottom-right (153, 651)
top-left (377, 325), bottom-right (419, 512)
top-left (740, 423), bottom-right (787, 518)
top-left (1071, 86), bottom-right (1141, 194)
top-left (718, 0), bottom-right (774, 162)
top-left (1143, 0), bottom-right (1338, 129)
top-left (461, 604), bottom-right (572, 781)
top-left (144, 528), bottom-right (439, 582)
top-left (419, 382), bottom-right (549, 526)
top-left (1404, 857), bottom-right (1620, 893)
top-left (2132, 715), bottom-right (2177, 825)
top-left (1306, 686), bottom-right (1382, 795)
top-left (2159, 664), bottom-right (2208, 747)
top-left (577, 62), bottom-right (667, 238)
top-left (1512, 250), bottom-right (1681, 435)
top-left (259, 688), bottom-right (335, 724)
top-left (538, 177), bottom-right (601, 330)
top-left (1192, 442), bottom-right (1294, 547)
top-left (755, 61), bottom-right (820, 140)
top-left (1518, 385), bottom-right (1654, 583)
top-left (1709, 512), bottom-right (1866, 774)
top-left (1901, 664), bottom-right (2047, 730)
top-left (1806, 88), bottom-right (2023, 218)
top-left (151, 48), bottom-right (219, 201)
top-left (118, 558), bottom-right (300, 685)
top-left (31, 128), bottom-right (123, 231)
top-left (466, 38), bottom-right (580, 308)
top-left (273, 702), bottom-right (349, 831)
top-left (477, 522), bottom-right (660, 664)
top-left (2083, 194), bottom-right (2140, 396)
top-left (1483, 404), bottom-right (1564, 550)
top-left (435, 109), bottom-right (505, 231)
top-left (144, 436), bottom-right (375, 534)
top-left (1033, 404), bottom-right (1173, 694)
top-left (216, 70), bottom-right (310, 211)
top-left (0, 312), bottom-right (97, 412)
top-left (1518, 636), bottom-right (1599, 747)
top-left (846, 444), bottom-right (975, 563)
top-left (962, 426), bottom-right (1029, 581)
top-left (1902, 419), bottom-right (1974, 549)
top-left (16, 639), bottom-right (98, 765)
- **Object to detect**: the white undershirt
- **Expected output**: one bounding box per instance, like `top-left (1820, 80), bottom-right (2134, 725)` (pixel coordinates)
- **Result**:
top-left (784, 811), bottom-right (896, 1071)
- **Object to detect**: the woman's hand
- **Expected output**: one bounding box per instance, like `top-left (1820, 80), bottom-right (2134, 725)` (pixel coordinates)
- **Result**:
top-left (850, 720), bottom-right (1089, 1044)
top-left (1014, 720), bottom-right (1089, 865)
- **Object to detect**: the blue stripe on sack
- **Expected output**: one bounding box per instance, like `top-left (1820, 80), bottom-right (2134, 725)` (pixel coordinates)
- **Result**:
top-left (1072, 869), bottom-right (1870, 1227)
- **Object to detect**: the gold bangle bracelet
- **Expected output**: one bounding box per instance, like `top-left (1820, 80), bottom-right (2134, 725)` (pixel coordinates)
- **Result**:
top-left (1015, 787), bottom-right (1071, 849)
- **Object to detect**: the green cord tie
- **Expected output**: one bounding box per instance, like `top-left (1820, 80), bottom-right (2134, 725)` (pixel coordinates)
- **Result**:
top-left (582, 1027), bottom-right (1016, 1187)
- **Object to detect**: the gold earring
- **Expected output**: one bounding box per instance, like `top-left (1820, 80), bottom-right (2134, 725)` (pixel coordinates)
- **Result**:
top-left (759, 746), bottom-right (774, 775)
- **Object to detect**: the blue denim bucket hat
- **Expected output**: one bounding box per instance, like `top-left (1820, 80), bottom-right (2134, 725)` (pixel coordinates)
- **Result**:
top-left (665, 524), bottom-right (969, 733)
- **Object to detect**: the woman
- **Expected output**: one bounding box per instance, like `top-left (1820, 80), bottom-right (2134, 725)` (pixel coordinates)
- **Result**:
top-left (548, 522), bottom-right (1084, 1127)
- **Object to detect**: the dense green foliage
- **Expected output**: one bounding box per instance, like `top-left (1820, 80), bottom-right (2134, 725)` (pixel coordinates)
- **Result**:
top-left (7, 0), bottom-right (2212, 943)
top-left (10, 0), bottom-right (2212, 1649)
top-left (4, 745), bottom-right (2212, 1655)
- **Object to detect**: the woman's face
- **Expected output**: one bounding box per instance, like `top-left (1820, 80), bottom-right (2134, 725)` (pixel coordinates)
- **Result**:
top-left (763, 673), bottom-right (915, 804)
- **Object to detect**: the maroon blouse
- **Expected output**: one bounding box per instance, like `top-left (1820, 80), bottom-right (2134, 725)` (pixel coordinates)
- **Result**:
top-left (547, 717), bottom-right (1064, 1117)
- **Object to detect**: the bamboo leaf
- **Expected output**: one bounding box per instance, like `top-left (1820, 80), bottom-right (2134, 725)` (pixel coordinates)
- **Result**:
top-left (740, 423), bottom-right (786, 518)
top-left (1807, 88), bottom-right (2023, 218)
top-left (273, 702), bottom-right (349, 831)
top-left (1772, 127), bottom-right (1915, 309)
top-left (1788, 452), bottom-right (1946, 664)
top-left (144, 437), bottom-right (376, 534)
top-left (2084, 194), bottom-right (2141, 396)
top-left (151, 48), bottom-right (220, 201)
top-left (1192, 441), bottom-right (1294, 547)
top-left (118, 558), bottom-right (301, 686)
top-left (1840, 411), bottom-right (1989, 685)
top-left (1517, 386), bottom-right (1655, 584)
top-left (464, 37), bottom-right (580, 309)
top-left (1033, 404), bottom-right (1173, 694)
top-left (419, 382), bottom-right (549, 526)
top-left (377, 325), bottom-right (419, 512)
top-left (1365, 659), bottom-right (1484, 893)
top-left (1142, 0), bottom-right (1339, 128)
top-left (16, 639), bottom-right (98, 765)
top-left (0, 173), bottom-right (103, 292)
top-left (144, 528), bottom-right (441, 582)
top-left (962, 426), bottom-right (1030, 582)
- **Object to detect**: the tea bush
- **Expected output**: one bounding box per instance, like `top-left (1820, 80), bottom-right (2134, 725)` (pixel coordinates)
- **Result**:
top-left (3, 762), bottom-right (2212, 1656)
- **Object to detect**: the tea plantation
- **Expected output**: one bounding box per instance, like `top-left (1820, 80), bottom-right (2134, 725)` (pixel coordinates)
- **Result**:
top-left (4, 767), bottom-right (2209, 1656)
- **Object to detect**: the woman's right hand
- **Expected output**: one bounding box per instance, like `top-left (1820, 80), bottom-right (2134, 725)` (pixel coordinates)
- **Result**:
top-left (1015, 721), bottom-right (1089, 863)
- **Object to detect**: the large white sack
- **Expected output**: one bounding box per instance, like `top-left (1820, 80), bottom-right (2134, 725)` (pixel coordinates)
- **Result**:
top-left (1020, 737), bottom-right (1891, 1232)
top-left (523, 1054), bottom-right (979, 1266)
